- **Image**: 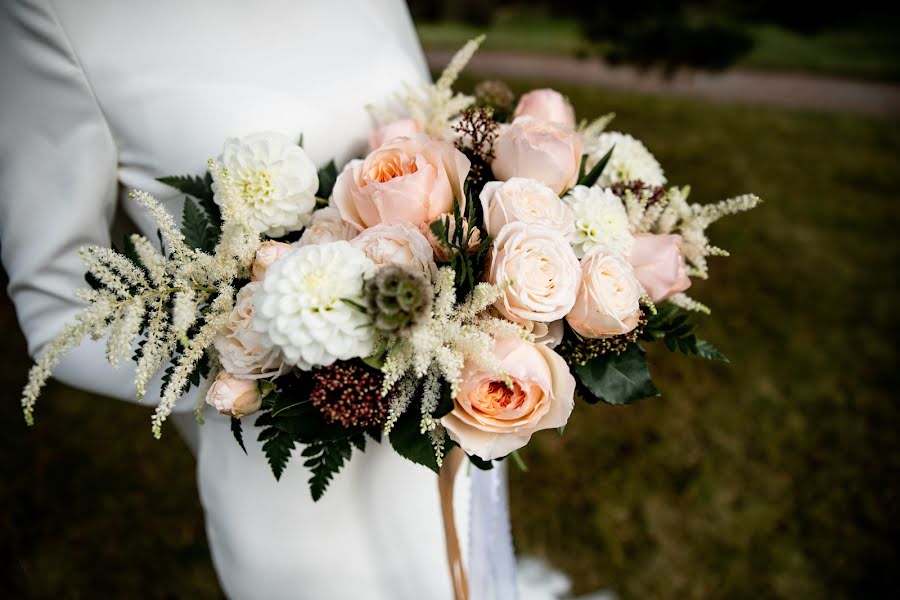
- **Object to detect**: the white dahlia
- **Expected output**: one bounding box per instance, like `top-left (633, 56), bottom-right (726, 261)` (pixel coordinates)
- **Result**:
top-left (564, 185), bottom-right (634, 258)
top-left (211, 132), bottom-right (318, 237)
top-left (584, 131), bottom-right (666, 188)
top-left (253, 242), bottom-right (376, 370)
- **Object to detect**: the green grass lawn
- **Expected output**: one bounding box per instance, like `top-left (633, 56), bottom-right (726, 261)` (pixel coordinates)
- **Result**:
top-left (418, 17), bottom-right (900, 82)
top-left (2, 84), bottom-right (899, 598)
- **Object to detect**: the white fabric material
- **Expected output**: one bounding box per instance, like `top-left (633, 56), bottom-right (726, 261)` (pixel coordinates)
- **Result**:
top-left (0, 1), bottom-right (452, 598)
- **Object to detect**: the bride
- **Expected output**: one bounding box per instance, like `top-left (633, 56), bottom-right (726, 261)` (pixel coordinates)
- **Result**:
top-left (0, 1), bottom-right (454, 597)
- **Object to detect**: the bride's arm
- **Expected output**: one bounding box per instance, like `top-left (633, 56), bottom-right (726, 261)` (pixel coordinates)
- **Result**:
top-left (0, 1), bottom-right (196, 412)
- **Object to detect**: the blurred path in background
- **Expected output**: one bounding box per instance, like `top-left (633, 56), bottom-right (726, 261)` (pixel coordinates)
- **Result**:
top-left (426, 49), bottom-right (900, 116)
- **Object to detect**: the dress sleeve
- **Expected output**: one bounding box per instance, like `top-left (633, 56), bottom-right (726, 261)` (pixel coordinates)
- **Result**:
top-left (0, 0), bottom-right (196, 412)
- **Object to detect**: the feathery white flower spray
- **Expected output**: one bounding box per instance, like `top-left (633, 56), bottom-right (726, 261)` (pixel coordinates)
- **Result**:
top-left (374, 36), bottom-right (484, 137)
top-left (578, 112), bottom-right (615, 139)
top-left (381, 267), bottom-right (520, 439)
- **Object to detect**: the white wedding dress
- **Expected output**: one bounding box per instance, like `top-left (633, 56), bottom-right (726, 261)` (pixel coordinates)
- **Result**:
top-left (0, 1), bottom-right (453, 598)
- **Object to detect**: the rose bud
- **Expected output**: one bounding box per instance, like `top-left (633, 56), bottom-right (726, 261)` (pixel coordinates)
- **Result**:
top-left (628, 233), bottom-right (692, 303)
top-left (513, 88), bottom-right (576, 128)
top-left (491, 117), bottom-right (582, 195)
top-left (206, 372), bottom-right (262, 419)
top-left (250, 241), bottom-right (292, 281)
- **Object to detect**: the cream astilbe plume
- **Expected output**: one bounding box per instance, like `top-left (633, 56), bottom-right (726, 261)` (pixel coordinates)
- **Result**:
top-left (22, 186), bottom-right (264, 435)
top-left (373, 36), bottom-right (484, 137)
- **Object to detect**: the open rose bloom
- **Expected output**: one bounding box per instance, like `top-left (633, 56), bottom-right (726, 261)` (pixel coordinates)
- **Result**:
top-left (442, 337), bottom-right (575, 460)
top-left (25, 40), bottom-right (758, 509)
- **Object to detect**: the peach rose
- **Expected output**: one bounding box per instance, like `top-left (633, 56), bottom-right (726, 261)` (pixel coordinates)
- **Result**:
top-left (350, 222), bottom-right (437, 280)
top-left (297, 206), bottom-right (357, 247)
top-left (333, 134), bottom-right (470, 231)
top-left (491, 117), bottom-right (582, 195)
top-left (513, 88), bottom-right (576, 128)
top-left (441, 337), bottom-right (575, 460)
top-left (250, 241), bottom-right (292, 281)
top-left (629, 233), bottom-right (692, 303)
top-left (567, 248), bottom-right (642, 338)
top-left (486, 222), bottom-right (581, 324)
top-left (212, 283), bottom-right (288, 380)
top-left (480, 177), bottom-right (575, 239)
top-left (369, 118), bottom-right (421, 151)
top-left (206, 371), bottom-right (262, 418)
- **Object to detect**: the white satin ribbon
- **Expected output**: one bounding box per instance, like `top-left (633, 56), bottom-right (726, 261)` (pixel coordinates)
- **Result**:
top-left (467, 461), bottom-right (519, 600)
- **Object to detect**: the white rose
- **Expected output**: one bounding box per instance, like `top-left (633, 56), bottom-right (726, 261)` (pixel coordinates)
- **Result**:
top-left (480, 178), bottom-right (575, 239)
top-left (350, 222), bottom-right (437, 281)
top-left (486, 222), bottom-right (581, 324)
top-left (564, 185), bottom-right (634, 258)
top-left (211, 132), bottom-right (318, 237)
top-left (212, 283), bottom-right (288, 380)
top-left (253, 242), bottom-right (376, 370)
top-left (566, 248), bottom-right (643, 338)
top-left (297, 206), bottom-right (357, 246)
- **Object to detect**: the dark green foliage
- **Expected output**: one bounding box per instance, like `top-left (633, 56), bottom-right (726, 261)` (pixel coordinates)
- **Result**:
top-left (573, 343), bottom-right (659, 405)
top-left (256, 422), bottom-right (295, 481)
top-left (642, 303), bottom-right (728, 362)
top-left (158, 172), bottom-right (221, 237)
top-left (434, 379), bottom-right (455, 419)
top-left (577, 144), bottom-right (614, 188)
top-left (181, 197), bottom-right (216, 253)
top-left (316, 160), bottom-right (339, 199)
top-left (389, 398), bottom-right (452, 474)
top-left (429, 197), bottom-right (492, 297)
top-left (230, 417), bottom-right (247, 455)
top-left (302, 434), bottom-right (364, 501)
top-left (468, 453), bottom-right (494, 470)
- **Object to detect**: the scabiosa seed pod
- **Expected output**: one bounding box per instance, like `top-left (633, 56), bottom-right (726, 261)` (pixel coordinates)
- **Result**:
top-left (309, 360), bottom-right (388, 429)
top-left (475, 80), bottom-right (515, 111)
top-left (365, 266), bottom-right (433, 335)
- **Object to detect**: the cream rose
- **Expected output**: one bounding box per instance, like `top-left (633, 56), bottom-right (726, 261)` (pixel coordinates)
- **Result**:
top-left (206, 371), bottom-right (262, 419)
top-left (350, 222), bottom-right (437, 280)
top-left (213, 283), bottom-right (288, 380)
top-left (369, 118), bottom-right (421, 151)
top-left (250, 241), bottom-right (292, 281)
top-left (629, 233), bottom-right (692, 302)
top-left (513, 88), bottom-right (576, 128)
top-left (491, 117), bottom-right (582, 195)
top-left (480, 178), bottom-right (575, 239)
top-left (441, 337), bottom-right (575, 460)
top-left (297, 206), bottom-right (357, 247)
top-left (486, 222), bottom-right (581, 324)
top-left (566, 248), bottom-right (643, 338)
top-left (333, 134), bottom-right (471, 231)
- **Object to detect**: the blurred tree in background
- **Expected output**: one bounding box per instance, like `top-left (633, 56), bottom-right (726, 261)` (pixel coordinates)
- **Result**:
top-left (410, 0), bottom-right (900, 72)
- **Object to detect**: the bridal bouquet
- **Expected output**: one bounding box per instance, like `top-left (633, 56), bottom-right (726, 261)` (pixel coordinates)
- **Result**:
top-left (22, 38), bottom-right (759, 500)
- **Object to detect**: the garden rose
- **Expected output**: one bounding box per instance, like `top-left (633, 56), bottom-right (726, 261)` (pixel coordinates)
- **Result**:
top-left (250, 241), bottom-right (292, 281)
top-left (297, 206), bottom-right (356, 247)
top-left (369, 118), bottom-right (420, 150)
top-left (486, 222), bottom-right (581, 324)
top-left (629, 233), bottom-right (692, 303)
top-left (350, 222), bottom-right (437, 280)
top-left (480, 177), bottom-right (575, 239)
top-left (333, 134), bottom-right (470, 231)
top-left (206, 371), bottom-right (262, 419)
top-left (513, 88), bottom-right (575, 128)
top-left (566, 248), bottom-right (643, 338)
top-left (441, 337), bottom-right (575, 460)
top-left (491, 117), bottom-right (582, 195)
top-left (213, 283), bottom-right (288, 380)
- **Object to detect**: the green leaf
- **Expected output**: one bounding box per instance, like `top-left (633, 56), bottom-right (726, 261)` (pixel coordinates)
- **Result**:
top-left (316, 160), bottom-right (339, 199)
top-left (157, 174), bottom-right (214, 203)
top-left (389, 402), bottom-right (450, 474)
top-left (256, 423), bottom-right (295, 481)
top-left (574, 344), bottom-right (659, 405)
top-left (301, 436), bottom-right (357, 501)
top-left (577, 144), bottom-right (615, 188)
top-left (182, 196), bottom-right (215, 252)
top-left (433, 379), bottom-right (454, 419)
top-left (230, 417), bottom-right (247, 454)
top-left (695, 339), bottom-right (729, 362)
